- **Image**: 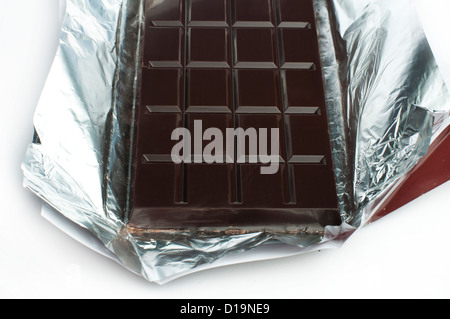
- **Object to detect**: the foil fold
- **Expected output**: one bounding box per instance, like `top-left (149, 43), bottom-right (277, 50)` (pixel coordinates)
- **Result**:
top-left (22, 0), bottom-right (450, 283)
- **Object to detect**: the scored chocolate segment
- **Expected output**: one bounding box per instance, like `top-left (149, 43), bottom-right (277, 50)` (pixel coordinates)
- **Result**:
top-left (280, 29), bottom-right (319, 69)
top-left (146, 0), bottom-right (184, 26)
top-left (188, 0), bottom-right (228, 27)
top-left (233, 0), bottom-right (274, 27)
top-left (234, 28), bottom-right (277, 68)
top-left (188, 28), bottom-right (230, 68)
top-left (144, 27), bottom-right (184, 68)
top-left (140, 113), bottom-right (183, 161)
top-left (282, 70), bottom-right (325, 113)
top-left (131, 0), bottom-right (341, 234)
top-left (142, 69), bottom-right (183, 112)
top-left (187, 69), bottom-right (232, 113)
top-left (235, 70), bottom-right (281, 113)
top-left (277, 0), bottom-right (315, 28)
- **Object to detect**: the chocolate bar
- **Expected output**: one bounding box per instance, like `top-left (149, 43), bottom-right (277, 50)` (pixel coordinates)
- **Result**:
top-left (129, 0), bottom-right (341, 235)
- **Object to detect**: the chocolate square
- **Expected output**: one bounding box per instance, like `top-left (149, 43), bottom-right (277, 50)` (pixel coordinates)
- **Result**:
top-left (187, 28), bottom-right (230, 68)
top-left (233, 28), bottom-right (277, 68)
top-left (282, 70), bottom-right (325, 114)
top-left (142, 69), bottom-right (183, 113)
top-left (235, 70), bottom-right (281, 114)
top-left (280, 28), bottom-right (319, 69)
top-left (277, 0), bottom-right (315, 28)
top-left (144, 27), bottom-right (183, 68)
top-left (146, 0), bottom-right (184, 26)
top-left (187, 69), bottom-right (232, 113)
top-left (233, 0), bottom-right (273, 27)
top-left (189, 0), bottom-right (228, 27)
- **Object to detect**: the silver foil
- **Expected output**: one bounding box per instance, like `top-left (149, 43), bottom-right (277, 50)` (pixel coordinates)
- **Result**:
top-left (22, 0), bottom-right (450, 283)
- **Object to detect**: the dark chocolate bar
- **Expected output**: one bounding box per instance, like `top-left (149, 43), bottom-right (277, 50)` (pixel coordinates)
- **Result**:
top-left (130, 0), bottom-right (341, 235)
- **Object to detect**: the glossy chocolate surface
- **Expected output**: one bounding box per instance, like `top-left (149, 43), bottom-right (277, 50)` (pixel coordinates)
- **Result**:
top-left (131, 0), bottom-right (341, 233)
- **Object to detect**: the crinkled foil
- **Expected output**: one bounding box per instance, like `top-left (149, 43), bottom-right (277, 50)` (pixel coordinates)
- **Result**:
top-left (22, 0), bottom-right (450, 283)
top-left (327, 0), bottom-right (449, 225)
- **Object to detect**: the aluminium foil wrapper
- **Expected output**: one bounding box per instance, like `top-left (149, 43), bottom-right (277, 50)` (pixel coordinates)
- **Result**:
top-left (22, 0), bottom-right (450, 283)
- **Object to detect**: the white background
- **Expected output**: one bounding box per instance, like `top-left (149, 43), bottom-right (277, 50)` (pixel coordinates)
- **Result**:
top-left (0, 0), bottom-right (449, 299)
